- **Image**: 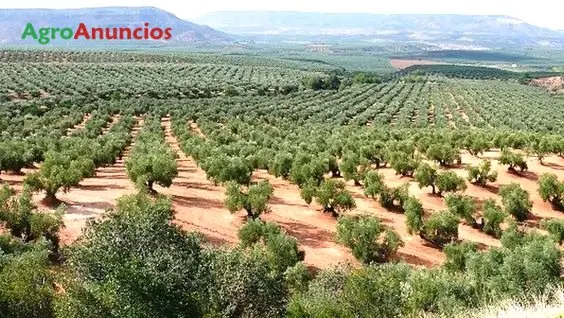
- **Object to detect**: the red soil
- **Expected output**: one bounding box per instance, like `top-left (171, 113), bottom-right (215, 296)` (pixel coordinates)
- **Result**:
top-left (390, 59), bottom-right (441, 70)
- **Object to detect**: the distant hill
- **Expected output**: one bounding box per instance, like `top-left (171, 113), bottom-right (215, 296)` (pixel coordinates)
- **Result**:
top-left (0, 7), bottom-right (231, 46)
top-left (196, 12), bottom-right (564, 48)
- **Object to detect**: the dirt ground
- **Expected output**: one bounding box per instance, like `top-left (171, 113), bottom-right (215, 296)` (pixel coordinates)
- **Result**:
top-left (390, 59), bottom-right (441, 70)
top-left (1, 117), bottom-right (563, 269)
top-left (530, 76), bottom-right (564, 93)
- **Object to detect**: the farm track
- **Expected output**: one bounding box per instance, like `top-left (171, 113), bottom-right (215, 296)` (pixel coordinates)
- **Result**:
top-left (66, 113), bottom-right (91, 135)
top-left (57, 116), bottom-right (143, 244)
top-left (156, 117), bottom-right (240, 245)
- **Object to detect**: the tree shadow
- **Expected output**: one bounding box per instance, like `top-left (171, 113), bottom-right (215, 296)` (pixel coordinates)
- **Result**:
top-left (509, 170), bottom-right (538, 181)
top-left (269, 195), bottom-right (307, 208)
top-left (171, 194), bottom-right (225, 210)
top-left (544, 162), bottom-right (564, 171)
top-left (275, 219), bottom-right (337, 249)
top-left (74, 183), bottom-right (127, 191)
top-left (396, 251), bottom-right (438, 267)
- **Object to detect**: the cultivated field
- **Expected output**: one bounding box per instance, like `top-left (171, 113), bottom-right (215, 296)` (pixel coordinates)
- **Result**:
top-left (1, 50), bottom-right (564, 317)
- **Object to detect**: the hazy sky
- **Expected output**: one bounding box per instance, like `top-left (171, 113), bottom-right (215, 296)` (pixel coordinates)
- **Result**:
top-left (2, 0), bottom-right (563, 30)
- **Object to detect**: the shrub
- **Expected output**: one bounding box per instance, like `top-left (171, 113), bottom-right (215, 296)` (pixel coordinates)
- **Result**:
top-left (336, 215), bottom-right (403, 264)
top-left (443, 241), bottom-right (478, 272)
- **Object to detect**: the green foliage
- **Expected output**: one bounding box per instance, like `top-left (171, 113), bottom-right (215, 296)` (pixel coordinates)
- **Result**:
top-left (538, 173), bottom-right (564, 210)
top-left (312, 179), bottom-right (356, 215)
top-left (238, 219), bottom-right (303, 272)
top-left (540, 218), bottom-right (564, 245)
top-left (202, 247), bottom-right (289, 318)
top-left (340, 152), bottom-right (370, 186)
top-left (379, 183), bottom-right (409, 211)
top-left (0, 243), bottom-right (55, 318)
top-left (225, 180), bottom-right (274, 219)
top-left (126, 118), bottom-right (178, 191)
top-left (436, 170), bottom-right (467, 196)
top-left (60, 193), bottom-right (204, 317)
top-left (284, 262), bottom-right (312, 294)
top-left (443, 241), bottom-right (479, 272)
top-left (499, 148), bottom-right (528, 172)
top-left (363, 170), bottom-right (386, 199)
top-left (481, 199), bottom-right (507, 238)
top-left (0, 139), bottom-right (35, 173)
top-left (271, 153), bottom-right (293, 179)
top-left (25, 150), bottom-right (95, 200)
top-left (421, 211), bottom-right (459, 248)
top-left (336, 215), bottom-right (403, 264)
top-left (388, 151), bottom-right (419, 177)
top-left (288, 264), bottom-right (412, 318)
top-left (499, 183), bottom-right (532, 221)
top-left (466, 160), bottom-right (497, 186)
top-left (414, 162), bottom-right (438, 194)
top-left (0, 186), bottom-right (64, 250)
top-left (426, 143), bottom-right (459, 166)
top-left (445, 194), bottom-right (477, 227)
top-left (403, 196), bottom-right (424, 234)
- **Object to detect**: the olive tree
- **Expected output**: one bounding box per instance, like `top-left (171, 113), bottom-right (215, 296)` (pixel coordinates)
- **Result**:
top-left (499, 149), bottom-right (528, 172)
top-left (340, 152), bottom-right (370, 186)
top-left (126, 143), bottom-right (178, 192)
top-left (499, 183), bottom-right (532, 221)
top-left (436, 171), bottom-right (467, 196)
top-left (224, 180), bottom-right (274, 219)
top-left (336, 215), bottom-right (403, 264)
top-left (426, 143), bottom-right (460, 167)
top-left (481, 199), bottom-right (507, 238)
top-left (537, 173), bottom-right (564, 210)
top-left (445, 194), bottom-right (477, 227)
top-left (466, 160), bottom-right (497, 187)
top-left (403, 196), bottom-right (424, 234)
top-left (363, 170), bottom-right (386, 199)
top-left (420, 211), bottom-right (459, 248)
top-left (388, 151), bottom-right (419, 177)
top-left (309, 179), bottom-right (356, 216)
top-left (540, 218), bottom-right (564, 245)
top-left (414, 163), bottom-right (438, 194)
top-left (25, 150), bottom-right (95, 202)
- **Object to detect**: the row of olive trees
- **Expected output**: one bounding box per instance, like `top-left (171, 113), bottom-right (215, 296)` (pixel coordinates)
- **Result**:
top-left (25, 114), bottom-right (135, 203)
top-left (126, 116), bottom-right (178, 192)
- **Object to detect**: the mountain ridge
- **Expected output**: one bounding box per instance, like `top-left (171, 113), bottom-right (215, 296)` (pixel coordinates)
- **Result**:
top-left (195, 11), bottom-right (564, 48)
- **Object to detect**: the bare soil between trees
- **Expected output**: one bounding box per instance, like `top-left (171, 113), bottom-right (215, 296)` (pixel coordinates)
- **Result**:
top-left (390, 59), bottom-right (441, 70)
top-left (2, 118), bottom-right (563, 269)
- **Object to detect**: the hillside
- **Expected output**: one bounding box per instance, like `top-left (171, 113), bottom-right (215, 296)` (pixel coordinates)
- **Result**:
top-left (196, 11), bottom-right (564, 48)
top-left (0, 7), bottom-right (231, 45)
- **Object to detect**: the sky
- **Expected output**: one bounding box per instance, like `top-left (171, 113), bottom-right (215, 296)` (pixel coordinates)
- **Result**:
top-left (2, 0), bottom-right (563, 30)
